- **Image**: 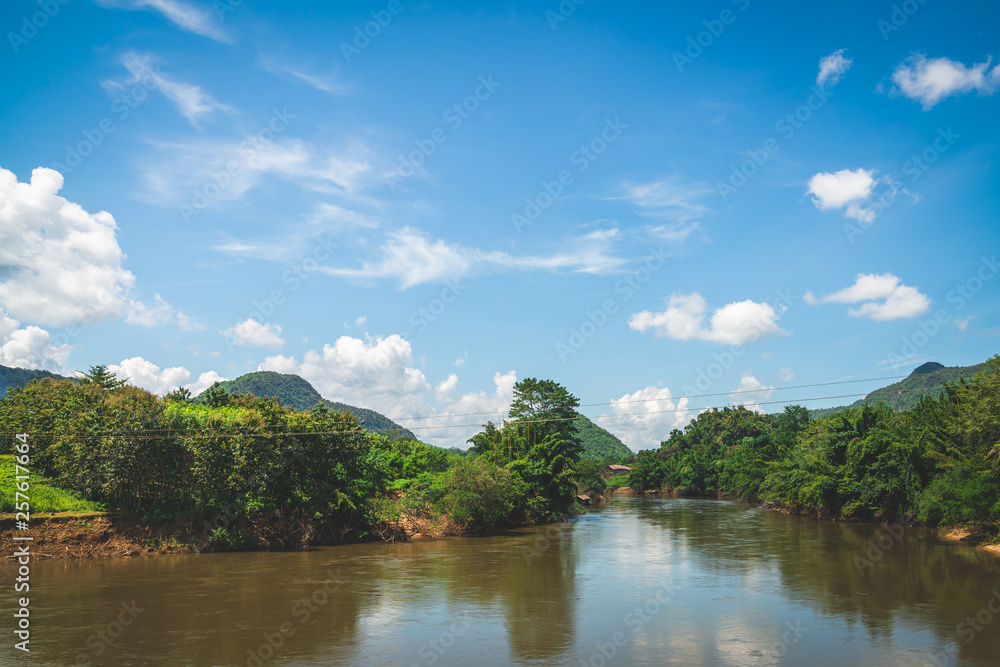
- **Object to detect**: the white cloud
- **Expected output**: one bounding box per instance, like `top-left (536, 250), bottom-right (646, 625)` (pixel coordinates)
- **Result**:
top-left (730, 375), bottom-right (774, 413)
top-left (817, 49), bottom-right (853, 88)
top-left (259, 333), bottom-right (517, 447)
top-left (107, 52), bottom-right (230, 126)
top-left (126, 294), bottom-right (175, 328)
top-left (953, 316), bottom-right (975, 332)
top-left (187, 370), bottom-right (227, 396)
top-left (96, 0), bottom-right (230, 43)
top-left (321, 227), bottom-right (626, 288)
top-left (0, 310), bottom-right (72, 373)
top-left (435, 373), bottom-right (459, 401)
top-left (354, 316), bottom-right (367, 328)
top-left (259, 334), bottom-right (432, 418)
top-left (110, 357), bottom-right (191, 395)
top-left (110, 357), bottom-right (227, 396)
top-left (806, 273), bottom-right (931, 321)
top-left (807, 168), bottom-right (878, 222)
top-left (778, 367), bottom-right (795, 382)
top-left (597, 385), bottom-right (692, 452)
top-left (628, 292), bottom-right (787, 345)
top-left (891, 54), bottom-right (1000, 109)
top-left (141, 137), bottom-right (371, 209)
top-left (260, 56), bottom-right (348, 94)
top-left (0, 166), bottom-right (136, 327)
top-left (220, 318), bottom-right (285, 349)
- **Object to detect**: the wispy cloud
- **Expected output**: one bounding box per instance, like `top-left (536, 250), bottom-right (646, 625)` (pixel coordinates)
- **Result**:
top-left (319, 226), bottom-right (628, 288)
top-left (107, 52), bottom-right (231, 126)
top-left (260, 55), bottom-right (349, 94)
top-left (96, 0), bottom-right (231, 43)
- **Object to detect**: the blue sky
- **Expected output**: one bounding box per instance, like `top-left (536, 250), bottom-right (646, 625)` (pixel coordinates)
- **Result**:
top-left (1, 0), bottom-right (998, 449)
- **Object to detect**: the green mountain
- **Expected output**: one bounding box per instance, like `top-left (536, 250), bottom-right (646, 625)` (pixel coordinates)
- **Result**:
top-left (197, 371), bottom-right (417, 440)
top-left (0, 364), bottom-right (68, 399)
top-left (574, 412), bottom-right (632, 461)
top-left (809, 361), bottom-right (988, 419)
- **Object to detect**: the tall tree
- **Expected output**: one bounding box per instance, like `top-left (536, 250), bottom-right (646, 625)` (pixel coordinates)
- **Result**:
top-left (508, 377), bottom-right (581, 449)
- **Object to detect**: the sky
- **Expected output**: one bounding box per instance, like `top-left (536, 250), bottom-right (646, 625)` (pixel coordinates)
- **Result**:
top-left (1, 0), bottom-right (998, 450)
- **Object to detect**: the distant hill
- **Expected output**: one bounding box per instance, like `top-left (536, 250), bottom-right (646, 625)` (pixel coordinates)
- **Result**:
top-left (574, 413), bottom-right (632, 461)
top-left (809, 361), bottom-right (988, 419)
top-left (0, 364), bottom-right (69, 399)
top-left (197, 371), bottom-right (417, 440)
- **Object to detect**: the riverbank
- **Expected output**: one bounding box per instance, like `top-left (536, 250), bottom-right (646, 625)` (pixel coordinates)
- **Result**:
top-left (610, 487), bottom-right (1000, 559)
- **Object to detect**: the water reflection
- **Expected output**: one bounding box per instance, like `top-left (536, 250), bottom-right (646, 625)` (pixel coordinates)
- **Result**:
top-left (1, 497), bottom-right (997, 666)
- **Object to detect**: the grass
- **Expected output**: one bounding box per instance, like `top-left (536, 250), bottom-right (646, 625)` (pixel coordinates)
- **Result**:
top-left (605, 475), bottom-right (631, 489)
top-left (0, 455), bottom-right (105, 514)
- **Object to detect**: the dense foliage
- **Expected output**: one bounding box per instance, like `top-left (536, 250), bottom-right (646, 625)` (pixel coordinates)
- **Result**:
top-left (628, 357), bottom-right (1000, 527)
top-left (0, 369), bottom-right (597, 549)
top-left (575, 414), bottom-right (632, 461)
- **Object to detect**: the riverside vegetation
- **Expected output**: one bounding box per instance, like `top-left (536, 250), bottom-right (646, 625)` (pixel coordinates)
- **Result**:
top-left (626, 356), bottom-right (1000, 536)
top-left (2, 358), bottom-right (998, 556)
top-left (0, 370), bottom-right (620, 553)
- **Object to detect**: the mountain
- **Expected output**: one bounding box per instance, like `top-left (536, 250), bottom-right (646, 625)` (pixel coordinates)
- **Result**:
top-left (809, 361), bottom-right (988, 419)
top-left (0, 364), bottom-right (69, 399)
top-left (574, 413), bottom-right (632, 461)
top-left (197, 371), bottom-right (417, 440)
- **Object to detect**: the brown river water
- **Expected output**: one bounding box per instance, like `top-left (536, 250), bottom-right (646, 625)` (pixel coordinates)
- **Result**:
top-left (2, 495), bottom-right (999, 666)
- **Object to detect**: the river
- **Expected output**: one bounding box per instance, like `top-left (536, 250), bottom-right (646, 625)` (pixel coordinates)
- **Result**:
top-left (3, 496), bottom-right (999, 666)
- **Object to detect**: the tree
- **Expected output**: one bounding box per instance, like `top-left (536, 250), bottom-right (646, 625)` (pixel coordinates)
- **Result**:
top-left (508, 378), bottom-right (581, 451)
top-left (77, 364), bottom-right (125, 391)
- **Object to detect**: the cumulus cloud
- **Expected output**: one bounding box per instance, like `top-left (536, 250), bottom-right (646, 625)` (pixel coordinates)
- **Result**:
top-left (778, 367), bottom-right (795, 382)
top-left (109, 357), bottom-right (227, 396)
top-left (730, 375), bottom-right (775, 413)
top-left (807, 168), bottom-right (878, 222)
top-left (260, 334), bottom-right (517, 447)
top-left (220, 318), bottom-right (285, 349)
top-left (628, 292), bottom-right (787, 345)
top-left (435, 373), bottom-right (459, 401)
top-left (597, 385), bottom-right (692, 452)
top-left (0, 167), bottom-right (138, 327)
top-left (126, 294), bottom-right (176, 328)
top-left (891, 54), bottom-right (1000, 109)
top-left (817, 49), bottom-right (853, 88)
top-left (0, 310), bottom-right (72, 373)
top-left (96, 0), bottom-right (230, 43)
top-left (259, 334), bottom-right (432, 417)
top-left (805, 273), bottom-right (930, 320)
